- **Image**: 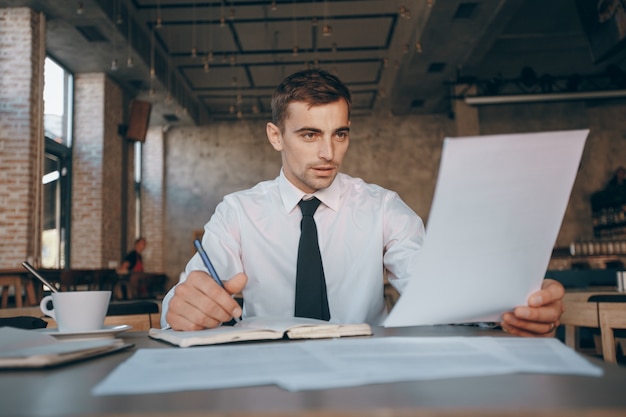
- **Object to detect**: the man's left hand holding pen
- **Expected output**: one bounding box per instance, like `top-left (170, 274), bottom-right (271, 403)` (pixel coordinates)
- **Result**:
top-left (165, 242), bottom-right (246, 331)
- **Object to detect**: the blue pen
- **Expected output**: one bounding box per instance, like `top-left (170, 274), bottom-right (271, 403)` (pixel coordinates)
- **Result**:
top-left (193, 239), bottom-right (240, 322)
top-left (194, 239), bottom-right (224, 288)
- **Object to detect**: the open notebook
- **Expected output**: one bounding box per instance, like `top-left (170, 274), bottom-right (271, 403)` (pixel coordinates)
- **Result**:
top-left (149, 316), bottom-right (372, 347)
top-left (385, 129), bottom-right (589, 327)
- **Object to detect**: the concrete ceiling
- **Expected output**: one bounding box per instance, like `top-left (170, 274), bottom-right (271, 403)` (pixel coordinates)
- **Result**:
top-left (3, 0), bottom-right (626, 126)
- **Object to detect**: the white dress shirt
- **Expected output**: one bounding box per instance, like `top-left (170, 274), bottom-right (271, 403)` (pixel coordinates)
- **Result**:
top-left (161, 171), bottom-right (425, 327)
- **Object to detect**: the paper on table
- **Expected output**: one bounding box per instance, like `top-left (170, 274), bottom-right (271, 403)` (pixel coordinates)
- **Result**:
top-left (384, 129), bottom-right (589, 327)
top-left (92, 336), bottom-right (602, 395)
top-left (93, 342), bottom-right (336, 395)
top-left (278, 337), bottom-right (603, 391)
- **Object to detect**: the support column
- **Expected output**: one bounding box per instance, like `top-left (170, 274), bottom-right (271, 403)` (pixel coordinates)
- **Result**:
top-left (142, 126), bottom-right (166, 273)
top-left (72, 74), bottom-right (124, 268)
top-left (0, 8), bottom-right (45, 268)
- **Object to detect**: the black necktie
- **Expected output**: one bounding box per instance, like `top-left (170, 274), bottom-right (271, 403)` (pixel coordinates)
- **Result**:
top-left (295, 197), bottom-right (331, 321)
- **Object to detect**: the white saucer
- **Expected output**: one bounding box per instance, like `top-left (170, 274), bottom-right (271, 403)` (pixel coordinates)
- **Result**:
top-left (35, 324), bottom-right (133, 341)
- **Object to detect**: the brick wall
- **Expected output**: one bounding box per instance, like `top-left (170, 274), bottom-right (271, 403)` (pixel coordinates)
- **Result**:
top-left (0, 8), bottom-right (45, 268)
top-left (72, 74), bottom-right (124, 268)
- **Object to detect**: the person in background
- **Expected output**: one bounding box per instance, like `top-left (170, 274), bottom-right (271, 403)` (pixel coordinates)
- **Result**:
top-left (118, 237), bottom-right (147, 274)
top-left (162, 69), bottom-right (565, 336)
top-left (116, 237), bottom-right (147, 299)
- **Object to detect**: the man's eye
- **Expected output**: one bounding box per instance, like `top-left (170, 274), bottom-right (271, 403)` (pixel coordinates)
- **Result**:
top-left (335, 132), bottom-right (348, 141)
top-left (302, 132), bottom-right (316, 140)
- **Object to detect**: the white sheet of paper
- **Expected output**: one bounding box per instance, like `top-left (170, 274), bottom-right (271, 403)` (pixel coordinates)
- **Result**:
top-left (92, 337), bottom-right (601, 395)
top-left (92, 342), bottom-right (337, 395)
top-left (278, 337), bottom-right (602, 391)
top-left (384, 129), bottom-right (589, 327)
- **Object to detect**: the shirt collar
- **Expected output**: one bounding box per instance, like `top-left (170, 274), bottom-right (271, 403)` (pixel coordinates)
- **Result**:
top-left (278, 169), bottom-right (342, 213)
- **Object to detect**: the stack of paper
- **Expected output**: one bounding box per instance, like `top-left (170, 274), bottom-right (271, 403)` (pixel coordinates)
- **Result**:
top-left (0, 327), bottom-right (130, 368)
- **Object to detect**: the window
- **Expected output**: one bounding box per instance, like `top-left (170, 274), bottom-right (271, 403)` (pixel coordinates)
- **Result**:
top-left (44, 57), bottom-right (73, 146)
top-left (42, 57), bottom-right (73, 268)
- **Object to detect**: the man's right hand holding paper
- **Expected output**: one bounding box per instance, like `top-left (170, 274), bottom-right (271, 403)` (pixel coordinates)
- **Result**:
top-left (166, 271), bottom-right (246, 331)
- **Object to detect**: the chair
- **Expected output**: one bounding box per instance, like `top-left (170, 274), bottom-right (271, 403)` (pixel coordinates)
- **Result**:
top-left (559, 299), bottom-right (599, 352)
top-left (114, 273), bottom-right (167, 300)
top-left (1, 275), bottom-right (23, 308)
top-left (588, 294), bottom-right (626, 364)
top-left (92, 269), bottom-right (119, 292)
top-left (0, 274), bottom-right (36, 309)
top-left (59, 269), bottom-right (97, 291)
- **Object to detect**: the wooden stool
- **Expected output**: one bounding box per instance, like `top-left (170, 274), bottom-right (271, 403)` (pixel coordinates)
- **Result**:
top-left (1, 276), bottom-right (22, 308)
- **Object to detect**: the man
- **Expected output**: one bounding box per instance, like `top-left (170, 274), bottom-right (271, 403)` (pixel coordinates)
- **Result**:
top-left (163, 69), bottom-right (564, 336)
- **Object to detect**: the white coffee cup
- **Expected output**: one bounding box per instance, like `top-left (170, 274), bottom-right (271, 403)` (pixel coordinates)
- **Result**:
top-left (40, 291), bottom-right (111, 332)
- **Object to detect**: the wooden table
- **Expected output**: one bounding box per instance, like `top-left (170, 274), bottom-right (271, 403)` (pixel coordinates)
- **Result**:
top-left (0, 269), bottom-right (37, 308)
top-left (2, 325), bottom-right (626, 416)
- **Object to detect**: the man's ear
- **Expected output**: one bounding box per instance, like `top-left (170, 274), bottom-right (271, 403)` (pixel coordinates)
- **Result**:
top-left (266, 122), bottom-right (283, 151)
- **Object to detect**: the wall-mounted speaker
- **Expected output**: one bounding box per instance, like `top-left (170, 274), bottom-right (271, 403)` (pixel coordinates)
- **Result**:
top-left (126, 100), bottom-right (151, 142)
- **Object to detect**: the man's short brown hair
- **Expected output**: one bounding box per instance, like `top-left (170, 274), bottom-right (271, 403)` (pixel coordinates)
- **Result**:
top-left (271, 69), bottom-right (352, 130)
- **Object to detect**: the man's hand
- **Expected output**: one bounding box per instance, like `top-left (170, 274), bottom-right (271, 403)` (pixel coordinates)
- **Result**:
top-left (166, 271), bottom-right (247, 331)
top-left (500, 278), bottom-right (565, 337)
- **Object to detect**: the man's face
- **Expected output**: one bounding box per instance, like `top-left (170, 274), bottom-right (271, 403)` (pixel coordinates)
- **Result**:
top-left (266, 100), bottom-right (350, 194)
